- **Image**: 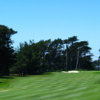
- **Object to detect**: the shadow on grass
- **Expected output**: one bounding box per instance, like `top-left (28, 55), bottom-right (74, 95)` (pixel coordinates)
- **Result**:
top-left (0, 76), bottom-right (14, 79)
top-left (95, 79), bottom-right (100, 84)
top-left (43, 72), bottom-right (57, 76)
top-left (93, 71), bottom-right (100, 74)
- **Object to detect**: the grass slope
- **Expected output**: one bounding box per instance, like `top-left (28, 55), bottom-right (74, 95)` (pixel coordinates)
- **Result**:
top-left (0, 71), bottom-right (100, 100)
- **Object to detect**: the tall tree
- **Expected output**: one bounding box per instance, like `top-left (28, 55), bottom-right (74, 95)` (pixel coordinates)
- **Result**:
top-left (64, 36), bottom-right (78, 70)
top-left (92, 50), bottom-right (100, 70)
top-left (0, 25), bottom-right (17, 76)
top-left (69, 41), bottom-right (93, 70)
top-left (11, 40), bottom-right (51, 75)
top-left (46, 39), bottom-right (64, 71)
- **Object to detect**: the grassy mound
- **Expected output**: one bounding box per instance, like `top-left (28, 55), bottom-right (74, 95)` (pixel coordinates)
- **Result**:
top-left (0, 71), bottom-right (100, 100)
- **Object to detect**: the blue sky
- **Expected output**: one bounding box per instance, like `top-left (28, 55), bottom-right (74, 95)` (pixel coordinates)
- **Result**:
top-left (0, 0), bottom-right (100, 60)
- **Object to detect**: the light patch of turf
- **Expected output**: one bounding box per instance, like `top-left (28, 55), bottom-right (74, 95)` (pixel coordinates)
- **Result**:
top-left (0, 71), bottom-right (100, 100)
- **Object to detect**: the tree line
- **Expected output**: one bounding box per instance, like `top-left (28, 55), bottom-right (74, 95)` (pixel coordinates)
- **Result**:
top-left (0, 25), bottom-right (97, 76)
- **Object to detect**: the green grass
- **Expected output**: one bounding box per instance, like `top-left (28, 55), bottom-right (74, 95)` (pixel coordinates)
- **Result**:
top-left (0, 71), bottom-right (100, 100)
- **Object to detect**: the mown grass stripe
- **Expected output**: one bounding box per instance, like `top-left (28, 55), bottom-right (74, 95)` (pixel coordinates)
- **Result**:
top-left (0, 71), bottom-right (100, 100)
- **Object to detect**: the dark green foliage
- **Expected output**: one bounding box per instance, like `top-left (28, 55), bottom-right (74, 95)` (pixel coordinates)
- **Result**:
top-left (11, 40), bottom-right (51, 75)
top-left (0, 25), bottom-right (95, 76)
top-left (93, 52), bottom-right (100, 70)
top-left (0, 25), bottom-right (16, 76)
top-left (11, 36), bottom-right (93, 75)
top-left (46, 39), bottom-right (65, 71)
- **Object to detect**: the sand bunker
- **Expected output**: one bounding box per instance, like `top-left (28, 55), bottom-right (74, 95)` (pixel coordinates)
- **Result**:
top-left (62, 71), bottom-right (79, 73)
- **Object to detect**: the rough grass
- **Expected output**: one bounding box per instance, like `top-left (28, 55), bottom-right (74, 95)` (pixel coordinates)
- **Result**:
top-left (0, 71), bottom-right (100, 100)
